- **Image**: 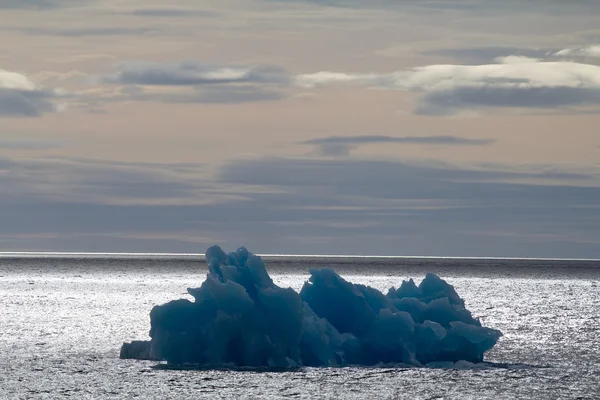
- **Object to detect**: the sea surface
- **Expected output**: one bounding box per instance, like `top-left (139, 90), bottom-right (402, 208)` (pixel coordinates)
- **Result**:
top-left (1, 254), bottom-right (599, 399)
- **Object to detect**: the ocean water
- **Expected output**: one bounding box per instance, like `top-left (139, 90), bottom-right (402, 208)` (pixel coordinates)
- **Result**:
top-left (1, 255), bottom-right (599, 399)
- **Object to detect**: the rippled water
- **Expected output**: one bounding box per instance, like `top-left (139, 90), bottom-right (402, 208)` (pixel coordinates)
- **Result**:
top-left (1, 256), bottom-right (599, 399)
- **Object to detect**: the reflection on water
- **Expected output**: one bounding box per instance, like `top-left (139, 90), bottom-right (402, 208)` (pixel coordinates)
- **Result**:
top-left (1, 256), bottom-right (599, 399)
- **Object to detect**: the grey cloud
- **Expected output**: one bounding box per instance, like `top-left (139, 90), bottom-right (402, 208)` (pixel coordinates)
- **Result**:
top-left (417, 86), bottom-right (600, 116)
top-left (214, 157), bottom-right (600, 256)
top-left (0, 88), bottom-right (62, 117)
top-left (424, 44), bottom-right (600, 65)
top-left (189, 85), bottom-right (284, 104)
top-left (0, 138), bottom-right (63, 150)
top-left (0, 156), bottom-right (214, 205)
top-left (414, 0), bottom-right (600, 14)
top-left (412, 0), bottom-right (599, 13)
top-left (129, 8), bottom-right (219, 18)
top-left (267, 0), bottom-right (600, 14)
top-left (304, 135), bottom-right (494, 146)
top-left (125, 85), bottom-right (285, 104)
top-left (102, 61), bottom-right (290, 86)
top-left (92, 61), bottom-right (290, 106)
top-left (0, 0), bottom-right (87, 9)
top-left (16, 27), bottom-right (164, 37)
top-left (422, 47), bottom-right (552, 64)
top-left (1, 154), bottom-right (600, 256)
top-left (85, 84), bottom-right (285, 106)
top-left (303, 135), bottom-right (495, 156)
top-left (2, 155), bottom-right (600, 257)
top-left (219, 158), bottom-right (598, 202)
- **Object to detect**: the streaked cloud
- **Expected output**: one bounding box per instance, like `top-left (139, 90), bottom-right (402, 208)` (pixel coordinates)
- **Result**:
top-left (15, 27), bottom-right (165, 37)
top-left (0, 156), bottom-right (214, 206)
top-left (87, 60), bottom-right (291, 106)
top-left (266, 0), bottom-right (600, 15)
top-left (128, 8), bottom-right (219, 18)
top-left (0, 138), bottom-right (63, 150)
top-left (112, 85), bottom-right (285, 105)
top-left (304, 135), bottom-right (495, 146)
top-left (421, 46), bottom-right (551, 64)
top-left (101, 61), bottom-right (289, 86)
top-left (220, 157), bottom-right (599, 195)
top-left (2, 154), bottom-right (599, 256)
top-left (0, 0), bottom-right (86, 9)
top-left (303, 135), bottom-right (495, 156)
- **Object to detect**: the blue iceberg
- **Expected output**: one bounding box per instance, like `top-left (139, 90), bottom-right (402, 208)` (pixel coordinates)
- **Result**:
top-left (120, 246), bottom-right (502, 368)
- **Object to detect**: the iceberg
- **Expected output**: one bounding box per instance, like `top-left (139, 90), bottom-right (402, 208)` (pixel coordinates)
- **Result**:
top-left (121, 246), bottom-right (501, 368)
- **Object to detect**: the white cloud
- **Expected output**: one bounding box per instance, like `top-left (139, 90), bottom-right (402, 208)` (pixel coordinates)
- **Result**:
top-left (0, 68), bottom-right (67, 117)
top-left (296, 57), bottom-right (600, 115)
top-left (553, 45), bottom-right (600, 58)
top-left (0, 69), bottom-right (37, 90)
top-left (298, 58), bottom-right (600, 91)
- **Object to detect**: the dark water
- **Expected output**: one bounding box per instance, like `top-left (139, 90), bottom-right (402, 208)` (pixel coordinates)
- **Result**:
top-left (1, 255), bottom-right (599, 399)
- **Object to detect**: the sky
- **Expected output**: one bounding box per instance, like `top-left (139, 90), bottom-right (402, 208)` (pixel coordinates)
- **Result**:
top-left (1, 0), bottom-right (600, 257)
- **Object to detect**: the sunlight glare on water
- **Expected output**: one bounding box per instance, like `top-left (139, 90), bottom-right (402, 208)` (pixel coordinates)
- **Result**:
top-left (0, 256), bottom-right (599, 399)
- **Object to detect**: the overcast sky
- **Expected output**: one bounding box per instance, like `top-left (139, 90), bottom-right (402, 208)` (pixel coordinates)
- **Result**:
top-left (1, 0), bottom-right (600, 257)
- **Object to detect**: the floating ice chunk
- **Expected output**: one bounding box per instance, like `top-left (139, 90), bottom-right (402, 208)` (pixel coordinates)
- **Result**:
top-left (426, 361), bottom-right (455, 369)
top-left (452, 360), bottom-right (476, 369)
top-left (299, 302), bottom-right (350, 366)
top-left (300, 268), bottom-right (377, 336)
top-left (121, 246), bottom-right (502, 368)
top-left (120, 340), bottom-right (154, 361)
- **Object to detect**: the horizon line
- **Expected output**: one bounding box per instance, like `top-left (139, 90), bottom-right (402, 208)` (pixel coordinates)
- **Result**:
top-left (0, 251), bottom-right (599, 262)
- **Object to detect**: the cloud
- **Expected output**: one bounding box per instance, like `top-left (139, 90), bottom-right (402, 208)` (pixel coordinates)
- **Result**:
top-left (421, 46), bottom-right (552, 64)
top-left (303, 135), bottom-right (495, 156)
top-left (304, 135), bottom-right (495, 146)
top-left (89, 54), bottom-right (600, 110)
top-left (1, 154), bottom-right (600, 256)
top-left (0, 0), bottom-right (85, 9)
top-left (213, 157), bottom-right (600, 256)
top-left (89, 61), bottom-right (290, 106)
top-left (0, 156), bottom-right (221, 206)
top-left (115, 85), bottom-right (285, 105)
top-left (216, 159), bottom-right (600, 257)
top-left (0, 138), bottom-right (63, 150)
top-left (266, 0), bottom-right (600, 14)
top-left (0, 69), bottom-right (66, 117)
top-left (296, 57), bottom-right (600, 115)
top-left (16, 27), bottom-right (164, 37)
top-left (129, 8), bottom-right (219, 18)
top-left (219, 158), bottom-right (599, 199)
top-left (553, 45), bottom-right (600, 58)
top-left (102, 61), bottom-right (289, 86)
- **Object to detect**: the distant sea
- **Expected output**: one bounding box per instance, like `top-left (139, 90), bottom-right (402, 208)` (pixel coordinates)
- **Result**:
top-left (1, 254), bottom-right (599, 399)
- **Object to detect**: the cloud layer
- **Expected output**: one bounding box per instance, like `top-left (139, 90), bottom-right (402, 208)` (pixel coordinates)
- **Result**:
top-left (2, 154), bottom-right (599, 257)
top-left (18, 49), bottom-right (600, 114)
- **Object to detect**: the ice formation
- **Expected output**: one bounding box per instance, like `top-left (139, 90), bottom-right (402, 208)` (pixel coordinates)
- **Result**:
top-left (120, 246), bottom-right (502, 368)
